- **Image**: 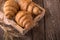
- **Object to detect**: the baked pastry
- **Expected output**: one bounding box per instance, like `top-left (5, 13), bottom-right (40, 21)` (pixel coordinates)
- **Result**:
top-left (3, 0), bottom-right (19, 19)
top-left (17, 0), bottom-right (41, 15)
top-left (15, 11), bottom-right (34, 30)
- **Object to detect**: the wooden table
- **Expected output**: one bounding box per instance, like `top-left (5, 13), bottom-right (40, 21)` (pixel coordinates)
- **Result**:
top-left (0, 0), bottom-right (60, 40)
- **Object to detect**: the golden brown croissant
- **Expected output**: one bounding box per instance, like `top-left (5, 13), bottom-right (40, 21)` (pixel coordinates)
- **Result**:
top-left (3, 0), bottom-right (19, 19)
top-left (17, 0), bottom-right (41, 15)
top-left (15, 11), bottom-right (34, 30)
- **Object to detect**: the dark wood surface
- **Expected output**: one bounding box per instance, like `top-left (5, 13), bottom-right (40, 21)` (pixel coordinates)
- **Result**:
top-left (0, 0), bottom-right (60, 40)
top-left (44, 0), bottom-right (60, 40)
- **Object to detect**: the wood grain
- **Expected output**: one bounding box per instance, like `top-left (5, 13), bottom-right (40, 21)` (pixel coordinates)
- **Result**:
top-left (44, 0), bottom-right (60, 40)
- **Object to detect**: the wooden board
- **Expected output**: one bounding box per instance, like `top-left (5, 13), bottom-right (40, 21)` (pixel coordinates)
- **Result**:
top-left (44, 0), bottom-right (60, 40)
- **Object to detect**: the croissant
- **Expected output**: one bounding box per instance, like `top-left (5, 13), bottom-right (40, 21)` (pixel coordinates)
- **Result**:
top-left (17, 0), bottom-right (41, 15)
top-left (15, 11), bottom-right (34, 30)
top-left (3, 0), bottom-right (19, 19)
